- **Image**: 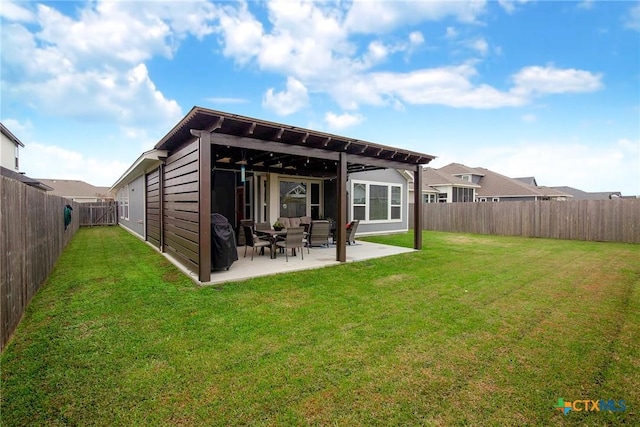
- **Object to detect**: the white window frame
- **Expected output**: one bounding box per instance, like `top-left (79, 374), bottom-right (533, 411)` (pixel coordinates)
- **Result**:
top-left (423, 193), bottom-right (436, 203)
top-left (492, 197), bottom-right (500, 202)
top-left (277, 176), bottom-right (324, 218)
top-left (120, 184), bottom-right (130, 220)
top-left (351, 180), bottom-right (403, 224)
top-left (478, 197), bottom-right (487, 202)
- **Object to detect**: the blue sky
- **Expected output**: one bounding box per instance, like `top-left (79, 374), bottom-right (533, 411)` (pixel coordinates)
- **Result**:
top-left (1, 0), bottom-right (639, 195)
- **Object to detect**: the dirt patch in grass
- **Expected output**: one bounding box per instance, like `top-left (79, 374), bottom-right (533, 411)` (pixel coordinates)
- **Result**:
top-left (373, 273), bottom-right (413, 287)
top-left (443, 234), bottom-right (515, 247)
top-left (162, 270), bottom-right (182, 283)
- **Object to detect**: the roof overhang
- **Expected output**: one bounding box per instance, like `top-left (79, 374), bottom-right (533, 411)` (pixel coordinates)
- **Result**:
top-left (155, 107), bottom-right (435, 176)
top-left (110, 149), bottom-right (168, 192)
top-left (1, 123), bottom-right (25, 147)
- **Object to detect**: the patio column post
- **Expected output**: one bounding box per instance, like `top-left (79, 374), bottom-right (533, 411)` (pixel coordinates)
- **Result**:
top-left (413, 164), bottom-right (423, 250)
top-left (336, 151), bottom-right (347, 262)
top-left (197, 130), bottom-right (212, 282)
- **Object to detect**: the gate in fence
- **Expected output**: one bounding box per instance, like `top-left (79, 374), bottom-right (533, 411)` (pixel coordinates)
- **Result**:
top-left (79, 201), bottom-right (118, 226)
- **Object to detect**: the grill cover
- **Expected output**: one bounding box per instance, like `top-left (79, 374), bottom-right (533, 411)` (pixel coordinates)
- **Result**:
top-left (211, 213), bottom-right (238, 271)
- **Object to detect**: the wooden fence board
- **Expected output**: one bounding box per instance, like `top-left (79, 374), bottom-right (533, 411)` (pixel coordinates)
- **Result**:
top-left (413, 200), bottom-right (640, 243)
top-left (78, 202), bottom-right (118, 226)
top-left (1, 176), bottom-right (80, 351)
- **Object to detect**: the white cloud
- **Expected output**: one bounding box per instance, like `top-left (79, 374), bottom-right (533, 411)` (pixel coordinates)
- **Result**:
top-left (344, 64), bottom-right (526, 109)
top-left (21, 142), bottom-right (130, 187)
top-left (345, 0), bottom-right (487, 33)
top-left (0, 0), bottom-right (219, 126)
top-left (0, 118), bottom-right (31, 136)
top-left (8, 63), bottom-right (181, 125)
top-left (578, 0), bottom-right (595, 10)
top-left (409, 31), bottom-right (425, 46)
top-left (512, 65), bottom-right (603, 96)
top-left (623, 4), bottom-right (640, 31)
top-left (324, 112), bottom-right (365, 130)
top-left (209, 2), bottom-right (603, 112)
top-left (445, 26), bottom-right (458, 39)
top-left (0, 0), bottom-right (35, 22)
top-left (521, 114), bottom-right (537, 123)
top-left (263, 77), bottom-right (309, 115)
top-left (498, 0), bottom-right (532, 15)
top-left (468, 38), bottom-right (489, 56)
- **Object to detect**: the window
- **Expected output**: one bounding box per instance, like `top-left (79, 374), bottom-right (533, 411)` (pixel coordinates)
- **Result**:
top-left (452, 187), bottom-right (474, 202)
top-left (14, 145), bottom-right (19, 170)
top-left (391, 186), bottom-right (401, 220)
top-left (438, 193), bottom-right (448, 203)
top-left (423, 193), bottom-right (437, 203)
top-left (492, 197), bottom-right (500, 202)
top-left (353, 183), bottom-right (366, 220)
top-left (279, 178), bottom-right (323, 218)
top-left (478, 197), bottom-right (487, 202)
top-left (351, 181), bottom-right (402, 222)
top-left (120, 184), bottom-right (129, 220)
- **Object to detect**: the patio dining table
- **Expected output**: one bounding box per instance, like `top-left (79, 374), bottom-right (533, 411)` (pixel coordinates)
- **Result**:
top-left (255, 229), bottom-right (287, 259)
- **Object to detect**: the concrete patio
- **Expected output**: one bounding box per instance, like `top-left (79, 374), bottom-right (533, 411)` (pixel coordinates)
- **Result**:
top-left (167, 239), bottom-right (416, 285)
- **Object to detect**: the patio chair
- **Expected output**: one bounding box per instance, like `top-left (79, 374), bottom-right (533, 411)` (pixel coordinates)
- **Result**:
top-left (275, 226), bottom-right (305, 261)
top-left (346, 220), bottom-right (360, 245)
top-left (242, 225), bottom-right (271, 260)
top-left (255, 222), bottom-right (271, 231)
top-left (308, 220), bottom-right (330, 247)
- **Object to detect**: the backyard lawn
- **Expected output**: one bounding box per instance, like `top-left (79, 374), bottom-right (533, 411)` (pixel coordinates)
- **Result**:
top-left (1, 227), bottom-right (638, 426)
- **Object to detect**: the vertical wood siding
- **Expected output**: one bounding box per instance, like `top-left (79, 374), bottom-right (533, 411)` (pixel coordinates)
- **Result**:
top-left (1, 176), bottom-right (80, 351)
top-left (409, 200), bottom-right (640, 243)
top-left (162, 140), bottom-right (200, 273)
top-left (146, 168), bottom-right (161, 248)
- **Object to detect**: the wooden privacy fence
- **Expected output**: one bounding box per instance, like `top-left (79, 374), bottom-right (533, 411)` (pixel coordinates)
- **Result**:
top-left (79, 201), bottom-right (118, 226)
top-left (1, 176), bottom-right (80, 351)
top-left (410, 199), bottom-right (640, 244)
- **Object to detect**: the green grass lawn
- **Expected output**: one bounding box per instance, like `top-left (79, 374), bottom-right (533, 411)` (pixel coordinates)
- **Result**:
top-left (2, 227), bottom-right (638, 426)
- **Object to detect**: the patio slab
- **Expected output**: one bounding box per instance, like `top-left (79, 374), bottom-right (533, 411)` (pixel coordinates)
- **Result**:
top-left (181, 240), bottom-right (416, 285)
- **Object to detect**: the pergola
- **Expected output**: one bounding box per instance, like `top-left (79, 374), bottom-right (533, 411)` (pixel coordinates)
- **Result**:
top-left (154, 107), bottom-right (435, 282)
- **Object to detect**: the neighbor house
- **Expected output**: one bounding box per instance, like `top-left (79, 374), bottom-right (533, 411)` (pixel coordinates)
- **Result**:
top-left (1, 123), bottom-right (24, 172)
top-left (549, 186), bottom-right (623, 200)
top-left (0, 166), bottom-right (53, 192)
top-left (110, 107), bottom-right (434, 282)
top-left (37, 179), bottom-right (113, 203)
top-left (439, 163), bottom-right (571, 202)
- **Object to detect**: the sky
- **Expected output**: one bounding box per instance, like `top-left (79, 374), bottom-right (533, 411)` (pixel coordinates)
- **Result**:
top-left (1, 0), bottom-right (639, 195)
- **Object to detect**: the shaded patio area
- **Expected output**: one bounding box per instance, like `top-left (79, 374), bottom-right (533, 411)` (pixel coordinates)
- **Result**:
top-left (164, 239), bottom-right (416, 285)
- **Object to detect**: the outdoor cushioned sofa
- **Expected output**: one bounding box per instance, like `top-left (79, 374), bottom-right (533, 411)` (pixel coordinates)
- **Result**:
top-left (277, 216), bottom-right (312, 228)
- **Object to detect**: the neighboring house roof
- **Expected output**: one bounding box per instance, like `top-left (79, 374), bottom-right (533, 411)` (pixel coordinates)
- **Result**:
top-left (439, 162), bottom-right (485, 177)
top-left (515, 177), bottom-right (538, 186)
top-left (439, 163), bottom-right (571, 199)
top-left (422, 167), bottom-right (480, 191)
top-left (0, 123), bottom-right (25, 148)
top-left (550, 186), bottom-right (622, 200)
top-left (37, 178), bottom-right (113, 200)
top-left (1, 166), bottom-right (53, 191)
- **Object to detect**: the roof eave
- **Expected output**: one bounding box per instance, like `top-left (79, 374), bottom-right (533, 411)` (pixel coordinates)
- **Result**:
top-left (110, 149), bottom-right (168, 192)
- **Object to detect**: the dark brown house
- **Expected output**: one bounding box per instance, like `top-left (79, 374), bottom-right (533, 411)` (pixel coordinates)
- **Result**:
top-left (111, 107), bottom-right (434, 282)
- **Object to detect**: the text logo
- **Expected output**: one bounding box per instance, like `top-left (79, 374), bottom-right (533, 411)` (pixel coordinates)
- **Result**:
top-left (555, 398), bottom-right (626, 415)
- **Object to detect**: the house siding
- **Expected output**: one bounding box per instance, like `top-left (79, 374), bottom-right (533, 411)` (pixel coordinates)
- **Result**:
top-left (348, 169), bottom-right (408, 235)
top-left (162, 139), bottom-right (200, 274)
top-left (146, 168), bottom-right (161, 248)
top-left (1, 132), bottom-right (18, 171)
top-left (117, 174), bottom-right (145, 237)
